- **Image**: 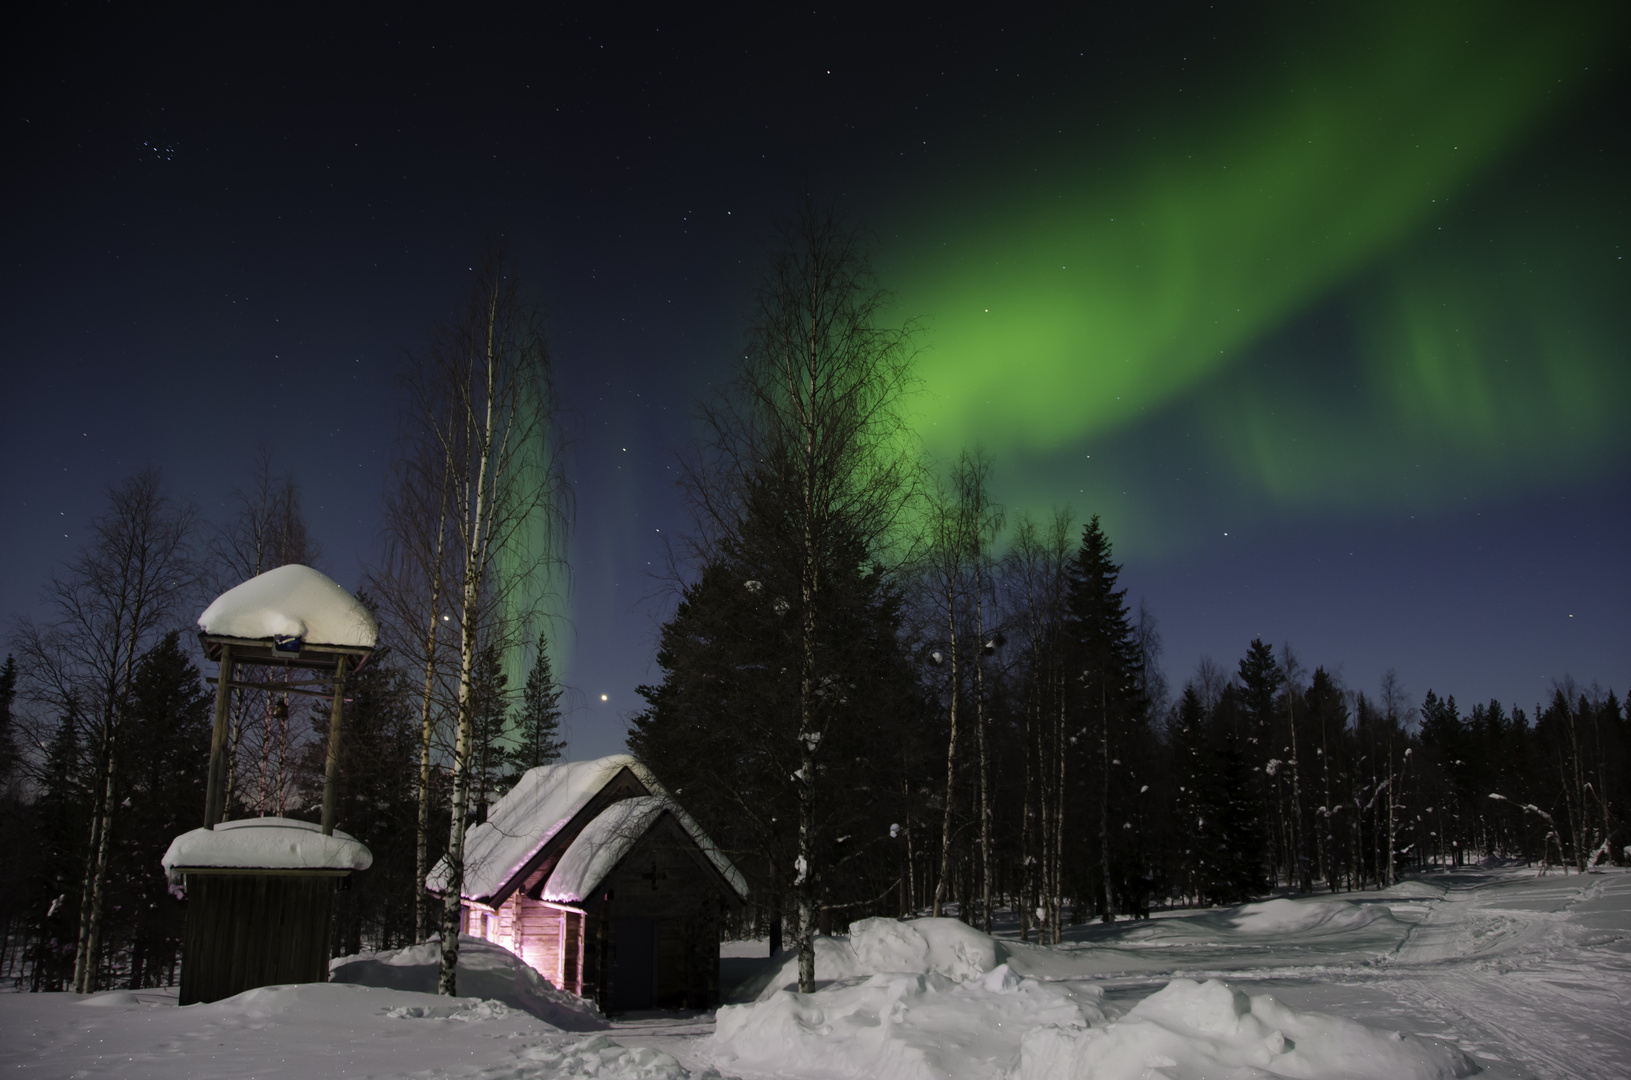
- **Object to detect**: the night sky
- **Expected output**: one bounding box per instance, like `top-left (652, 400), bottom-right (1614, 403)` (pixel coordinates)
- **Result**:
top-left (5, 4), bottom-right (1627, 760)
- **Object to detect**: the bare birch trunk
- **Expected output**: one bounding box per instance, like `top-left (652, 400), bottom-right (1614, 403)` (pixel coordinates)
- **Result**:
top-left (440, 293), bottom-right (499, 998)
top-left (932, 605), bottom-right (960, 919)
top-left (415, 481), bottom-right (449, 944)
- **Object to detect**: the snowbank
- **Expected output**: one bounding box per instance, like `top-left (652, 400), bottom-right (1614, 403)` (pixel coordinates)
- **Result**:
top-left (713, 918), bottom-right (1105, 1080)
top-left (851, 916), bottom-right (1009, 981)
top-left (329, 933), bottom-right (604, 1031)
top-left (715, 917), bottom-right (1477, 1080)
top-left (198, 563), bottom-right (378, 648)
top-left (735, 916), bottom-right (1007, 1002)
top-left (2, 981), bottom-right (682, 1080)
top-left (715, 966), bottom-right (1104, 1080)
top-left (1229, 897), bottom-right (1400, 935)
top-left (162, 817), bottom-right (371, 886)
top-left (1014, 978), bottom-right (1478, 1080)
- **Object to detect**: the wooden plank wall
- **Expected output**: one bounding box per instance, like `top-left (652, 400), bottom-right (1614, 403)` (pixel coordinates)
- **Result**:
top-left (179, 872), bottom-right (336, 1005)
top-left (582, 815), bottom-right (735, 1011)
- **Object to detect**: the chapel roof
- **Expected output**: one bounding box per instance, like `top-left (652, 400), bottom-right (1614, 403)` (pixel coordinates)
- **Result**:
top-left (425, 754), bottom-right (746, 904)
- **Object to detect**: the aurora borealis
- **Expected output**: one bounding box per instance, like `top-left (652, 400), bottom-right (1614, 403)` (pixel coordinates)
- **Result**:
top-left (3, 3), bottom-right (1626, 756)
top-left (885, 2), bottom-right (1627, 549)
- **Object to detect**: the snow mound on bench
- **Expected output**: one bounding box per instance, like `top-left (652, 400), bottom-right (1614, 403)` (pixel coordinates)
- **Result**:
top-left (1015, 978), bottom-right (1478, 1080)
top-left (329, 934), bottom-right (604, 1031)
top-left (1229, 897), bottom-right (1399, 935)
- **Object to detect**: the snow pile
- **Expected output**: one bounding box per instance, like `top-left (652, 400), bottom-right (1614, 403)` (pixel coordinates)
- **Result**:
top-left (78, 991), bottom-right (143, 1008)
top-left (713, 918), bottom-right (1105, 1080)
top-left (329, 934), bottom-right (605, 1030)
top-left (1014, 979), bottom-right (1478, 1080)
top-left (544, 795), bottom-right (747, 903)
top-left (851, 915), bottom-right (1009, 981)
top-left (384, 998), bottom-right (516, 1022)
top-left (506, 1034), bottom-right (718, 1080)
top-left (735, 916), bottom-right (1007, 1001)
top-left (1230, 897), bottom-right (1399, 935)
top-left (162, 817), bottom-right (371, 886)
top-left (715, 967), bottom-right (1104, 1080)
top-left (198, 563), bottom-right (378, 648)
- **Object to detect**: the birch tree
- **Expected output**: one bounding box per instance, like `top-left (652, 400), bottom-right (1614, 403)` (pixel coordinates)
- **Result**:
top-left (11, 468), bottom-right (195, 993)
top-left (371, 424), bottom-right (458, 943)
top-left (398, 243), bottom-right (569, 995)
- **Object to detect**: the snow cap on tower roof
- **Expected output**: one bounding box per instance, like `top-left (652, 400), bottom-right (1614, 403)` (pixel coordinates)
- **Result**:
top-left (198, 564), bottom-right (377, 649)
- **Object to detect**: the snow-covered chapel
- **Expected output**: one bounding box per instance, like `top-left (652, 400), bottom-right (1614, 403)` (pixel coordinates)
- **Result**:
top-left (426, 755), bottom-right (747, 1012)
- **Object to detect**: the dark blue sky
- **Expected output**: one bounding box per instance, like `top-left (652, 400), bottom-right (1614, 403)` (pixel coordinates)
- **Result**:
top-left (4, 4), bottom-right (1626, 760)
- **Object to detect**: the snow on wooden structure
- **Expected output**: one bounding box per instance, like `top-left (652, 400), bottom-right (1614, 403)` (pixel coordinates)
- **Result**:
top-left (426, 755), bottom-right (747, 1013)
top-left (196, 564), bottom-right (378, 832)
top-left (163, 819), bottom-right (371, 1004)
top-left (172, 565), bottom-right (378, 1003)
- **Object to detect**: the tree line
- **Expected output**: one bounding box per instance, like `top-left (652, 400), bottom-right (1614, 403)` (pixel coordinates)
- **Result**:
top-left (0, 215), bottom-right (1623, 999)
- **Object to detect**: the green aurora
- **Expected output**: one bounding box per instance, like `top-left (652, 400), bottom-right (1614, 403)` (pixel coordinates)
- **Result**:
top-left (884, 3), bottom-right (1628, 551)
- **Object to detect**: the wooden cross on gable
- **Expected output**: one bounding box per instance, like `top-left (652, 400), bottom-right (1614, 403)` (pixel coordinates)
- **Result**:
top-left (640, 862), bottom-right (667, 891)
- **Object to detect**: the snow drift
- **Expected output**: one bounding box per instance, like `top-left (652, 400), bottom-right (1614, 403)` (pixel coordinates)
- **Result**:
top-left (713, 918), bottom-right (1104, 1080)
top-left (715, 917), bottom-right (1478, 1080)
top-left (734, 916), bottom-right (1010, 1002)
top-left (329, 934), bottom-right (604, 1030)
top-left (1015, 978), bottom-right (1478, 1080)
top-left (1229, 897), bottom-right (1399, 935)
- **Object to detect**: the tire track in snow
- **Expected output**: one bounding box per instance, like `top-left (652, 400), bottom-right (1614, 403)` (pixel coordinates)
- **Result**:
top-left (1379, 871), bottom-right (1631, 1080)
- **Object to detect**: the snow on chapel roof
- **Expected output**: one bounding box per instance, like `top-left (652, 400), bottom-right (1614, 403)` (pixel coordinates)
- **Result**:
top-left (429, 755), bottom-right (652, 900)
top-left (543, 795), bottom-right (748, 903)
top-left (198, 564), bottom-right (378, 649)
top-left (426, 754), bottom-right (746, 903)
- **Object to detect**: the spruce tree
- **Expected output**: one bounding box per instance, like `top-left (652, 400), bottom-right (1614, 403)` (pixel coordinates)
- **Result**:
top-left (1062, 515), bottom-right (1146, 921)
top-left (116, 632), bottom-right (211, 987)
top-left (504, 630), bottom-right (564, 785)
top-left (27, 704), bottom-right (87, 990)
top-left (466, 644), bottom-right (511, 820)
top-left (630, 480), bottom-right (921, 951)
top-left (1236, 639), bottom-right (1283, 882)
top-left (1170, 683), bottom-right (1209, 904)
top-left (1200, 683), bottom-right (1267, 905)
top-left (304, 643), bottom-right (418, 955)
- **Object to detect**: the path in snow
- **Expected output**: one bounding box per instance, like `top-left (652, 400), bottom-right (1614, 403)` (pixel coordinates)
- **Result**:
top-left (1378, 870), bottom-right (1631, 1080)
top-left (988, 867), bottom-right (1630, 1080)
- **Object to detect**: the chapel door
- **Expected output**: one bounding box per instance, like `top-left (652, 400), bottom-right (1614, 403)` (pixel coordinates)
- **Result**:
top-left (611, 917), bottom-right (657, 1011)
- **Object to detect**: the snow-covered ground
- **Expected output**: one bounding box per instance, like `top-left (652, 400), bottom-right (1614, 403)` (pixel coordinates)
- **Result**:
top-left (3, 867), bottom-right (1626, 1079)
